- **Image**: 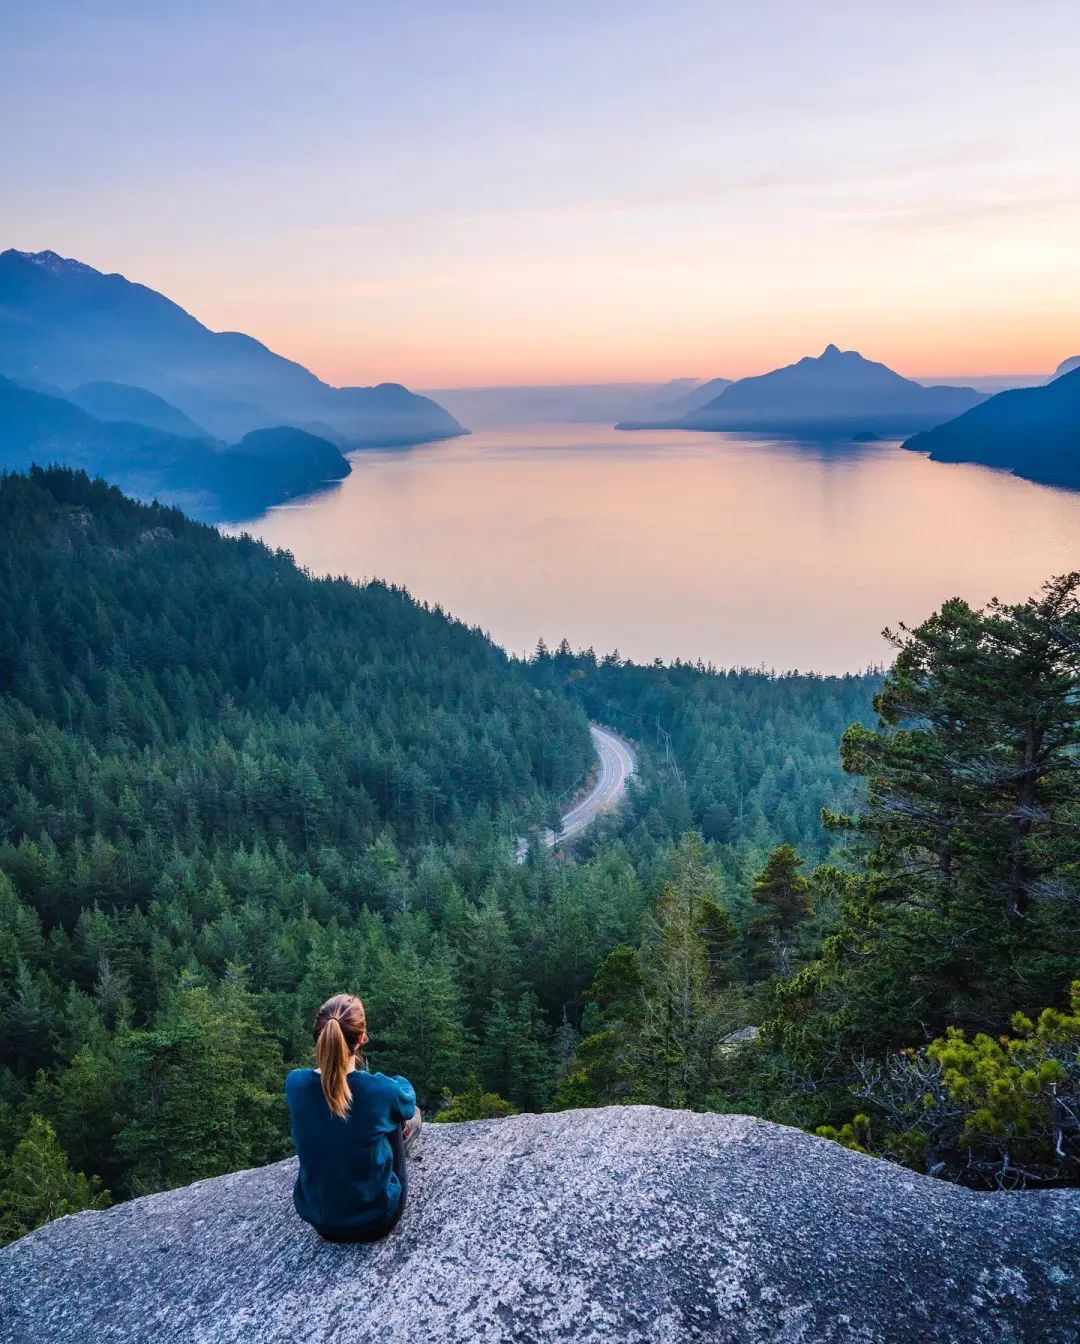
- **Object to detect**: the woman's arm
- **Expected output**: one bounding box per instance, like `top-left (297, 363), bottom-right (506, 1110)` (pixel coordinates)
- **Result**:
top-left (389, 1075), bottom-right (417, 1129)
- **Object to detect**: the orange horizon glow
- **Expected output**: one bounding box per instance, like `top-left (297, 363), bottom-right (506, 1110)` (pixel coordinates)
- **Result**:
top-left (182, 250), bottom-right (1077, 389)
top-left (260, 327), bottom-right (1075, 393)
top-left (5, 4), bottom-right (1078, 394)
top-left (166, 215), bottom-right (1078, 389)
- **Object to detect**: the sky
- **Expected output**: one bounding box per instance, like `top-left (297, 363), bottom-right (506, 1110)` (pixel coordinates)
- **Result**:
top-left (3, 1), bottom-right (1079, 388)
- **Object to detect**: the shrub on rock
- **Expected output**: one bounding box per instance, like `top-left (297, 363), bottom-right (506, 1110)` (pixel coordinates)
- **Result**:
top-left (818, 980), bottom-right (1080, 1188)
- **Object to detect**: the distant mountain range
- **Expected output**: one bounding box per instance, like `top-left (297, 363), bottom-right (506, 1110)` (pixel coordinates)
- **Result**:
top-left (635, 376), bottom-right (733, 421)
top-left (423, 379), bottom-right (723, 429)
top-left (0, 249), bottom-right (464, 445)
top-left (15, 377), bottom-right (213, 438)
top-left (913, 359), bottom-right (1080, 394)
top-left (903, 366), bottom-right (1080, 490)
top-left (0, 374), bottom-right (350, 521)
top-left (617, 345), bottom-right (987, 437)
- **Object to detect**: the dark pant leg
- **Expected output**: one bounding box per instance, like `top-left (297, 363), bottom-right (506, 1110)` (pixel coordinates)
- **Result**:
top-left (389, 1122), bottom-right (407, 1217)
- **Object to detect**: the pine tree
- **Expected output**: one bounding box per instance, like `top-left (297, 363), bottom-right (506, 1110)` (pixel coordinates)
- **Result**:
top-left (558, 836), bottom-right (740, 1111)
top-left (1, 958), bottom-right (58, 1076)
top-left (114, 968), bottom-right (288, 1194)
top-left (637, 833), bottom-right (737, 1107)
top-left (380, 941), bottom-right (473, 1108)
top-left (0, 1116), bottom-right (109, 1245)
top-left (479, 990), bottom-right (553, 1111)
top-left (771, 575), bottom-right (1080, 1088)
top-left (746, 845), bottom-right (812, 979)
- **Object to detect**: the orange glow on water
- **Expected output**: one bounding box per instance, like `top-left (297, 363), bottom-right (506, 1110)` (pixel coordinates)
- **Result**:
top-left (231, 427), bottom-right (1080, 673)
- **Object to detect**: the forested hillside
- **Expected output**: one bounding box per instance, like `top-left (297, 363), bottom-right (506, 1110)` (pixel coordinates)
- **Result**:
top-left (5, 467), bottom-right (1076, 1243)
top-left (0, 467), bottom-right (597, 1223)
top-left (531, 644), bottom-right (879, 902)
top-left (0, 468), bottom-right (890, 1239)
top-left (0, 467), bottom-right (592, 857)
top-left (553, 582), bottom-right (1080, 1190)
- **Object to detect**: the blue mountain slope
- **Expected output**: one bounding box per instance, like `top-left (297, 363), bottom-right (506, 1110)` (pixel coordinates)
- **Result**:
top-left (0, 374), bottom-right (349, 521)
top-left (0, 249), bottom-right (465, 444)
top-left (631, 375), bottom-right (733, 422)
top-left (618, 346), bottom-right (986, 436)
top-left (903, 366), bottom-right (1080, 488)
top-left (65, 382), bottom-right (210, 438)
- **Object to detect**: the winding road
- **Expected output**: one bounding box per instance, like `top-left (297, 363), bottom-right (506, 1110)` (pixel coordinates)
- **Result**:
top-left (517, 724), bottom-right (637, 859)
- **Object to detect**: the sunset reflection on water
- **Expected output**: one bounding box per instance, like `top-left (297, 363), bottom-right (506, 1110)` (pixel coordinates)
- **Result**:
top-left (229, 426), bottom-right (1080, 673)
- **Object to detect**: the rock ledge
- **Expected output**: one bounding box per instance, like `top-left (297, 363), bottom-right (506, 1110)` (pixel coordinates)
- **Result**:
top-left (1, 1107), bottom-right (1077, 1343)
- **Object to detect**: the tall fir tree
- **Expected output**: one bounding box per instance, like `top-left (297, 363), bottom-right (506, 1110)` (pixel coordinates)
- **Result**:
top-left (114, 969), bottom-right (288, 1194)
top-left (770, 575), bottom-right (1080, 1089)
top-left (0, 1116), bottom-right (109, 1245)
top-left (637, 833), bottom-right (738, 1107)
top-left (746, 845), bottom-right (812, 979)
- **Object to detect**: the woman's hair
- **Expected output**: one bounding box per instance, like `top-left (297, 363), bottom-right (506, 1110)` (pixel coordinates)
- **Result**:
top-left (313, 994), bottom-right (367, 1118)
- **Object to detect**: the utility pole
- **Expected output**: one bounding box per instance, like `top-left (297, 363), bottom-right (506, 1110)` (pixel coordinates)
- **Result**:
top-left (654, 716), bottom-right (683, 786)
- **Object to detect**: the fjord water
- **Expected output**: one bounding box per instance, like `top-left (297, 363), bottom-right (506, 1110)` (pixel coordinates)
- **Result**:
top-left (232, 426), bottom-right (1080, 673)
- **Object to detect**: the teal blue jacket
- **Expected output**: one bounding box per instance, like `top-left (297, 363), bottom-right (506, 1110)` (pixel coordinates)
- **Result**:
top-left (286, 1068), bottom-right (416, 1234)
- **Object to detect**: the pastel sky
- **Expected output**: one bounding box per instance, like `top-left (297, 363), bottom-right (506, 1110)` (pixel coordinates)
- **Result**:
top-left (3, 1), bottom-right (1079, 387)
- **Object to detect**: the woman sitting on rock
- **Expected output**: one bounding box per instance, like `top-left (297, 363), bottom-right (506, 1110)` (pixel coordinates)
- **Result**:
top-left (286, 993), bottom-right (420, 1242)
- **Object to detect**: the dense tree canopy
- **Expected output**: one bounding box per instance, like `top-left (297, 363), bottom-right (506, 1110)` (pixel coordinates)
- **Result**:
top-left (8, 467), bottom-right (1075, 1240)
top-left (530, 643), bottom-right (879, 894)
top-left (0, 467), bottom-right (601, 1219)
top-left (768, 576), bottom-right (1080, 1081)
top-left (552, 581), bottom-right (1080, 1187)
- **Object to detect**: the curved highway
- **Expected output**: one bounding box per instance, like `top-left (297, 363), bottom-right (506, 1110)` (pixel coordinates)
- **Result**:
top-left (561, 724), bottom-right (637, 840)
top-left (518, 724), bottom-right (637, 859)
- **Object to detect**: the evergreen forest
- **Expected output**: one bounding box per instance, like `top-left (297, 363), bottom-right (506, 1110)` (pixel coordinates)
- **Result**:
top-left (3, 466), bottom-right (1079, 1242)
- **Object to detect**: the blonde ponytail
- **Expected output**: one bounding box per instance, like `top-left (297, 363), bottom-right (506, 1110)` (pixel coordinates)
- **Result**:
top-left (313, 994), bottom-right (366, 1118)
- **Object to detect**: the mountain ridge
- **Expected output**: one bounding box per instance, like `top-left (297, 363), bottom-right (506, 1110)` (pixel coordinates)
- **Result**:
top-left (635, 373), bottom-right (733, 420)
top-left (63, 380), bottom-right (211, 438)
top-left (617, 345), bottom-right (986, 436)
top-left (903, 365), bottom-right (1080, 489)
top-left (0, 374), bottom-right (350, 520)
top-left (0, 248), bottom-right (465, 445)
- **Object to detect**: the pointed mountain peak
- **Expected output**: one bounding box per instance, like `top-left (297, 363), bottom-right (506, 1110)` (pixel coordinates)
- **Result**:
top-left (8, 249), bottom-right (101, 278)
top-left (820, 344), bottom-right (843, 358)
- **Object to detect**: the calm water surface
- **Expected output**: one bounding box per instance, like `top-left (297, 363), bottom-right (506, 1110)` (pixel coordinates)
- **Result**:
top-left (229, 426), bottom-right (1080, 673)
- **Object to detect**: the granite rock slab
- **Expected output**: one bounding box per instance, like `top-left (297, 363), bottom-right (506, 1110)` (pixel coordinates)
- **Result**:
top-left (1, 1106), bottom-right (1077, 1343)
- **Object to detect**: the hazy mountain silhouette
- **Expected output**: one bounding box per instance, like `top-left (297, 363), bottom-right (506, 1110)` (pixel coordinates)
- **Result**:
top-left (0, 249), bottom-right (464, 444)
top-left (631, 375), bottom-right (733, 421)
top-left (0, 374), bottom-right (349, 520)
top-left (903, 366), bottom-right (1080, 489)
top-left (1056, 355), bottom-right (1080, 378)
top-left (617, 345), bottom-right (986, 436)
top-left (425, 380), bottom-right (708, 428)
top-left (64, 381), bottom-right (211, 438)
